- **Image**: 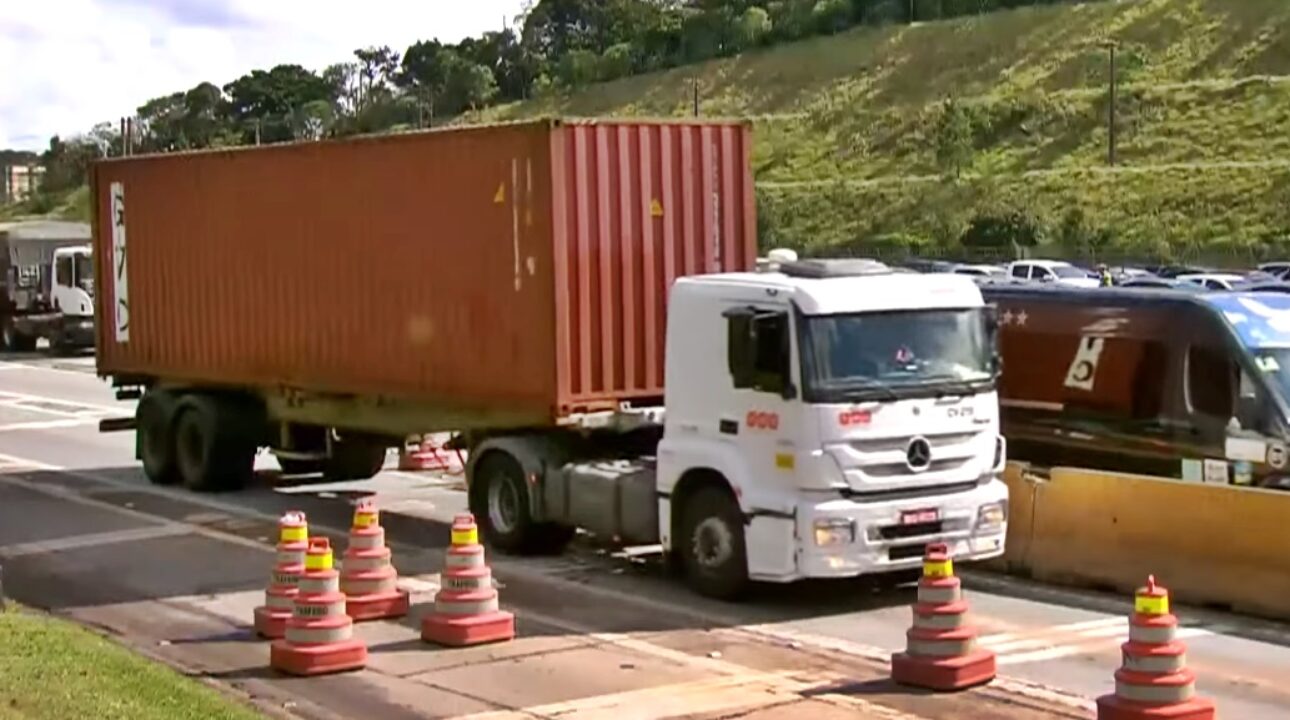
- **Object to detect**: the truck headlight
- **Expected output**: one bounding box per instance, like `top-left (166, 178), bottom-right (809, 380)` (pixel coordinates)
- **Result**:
top-left (813, 518), bottom-right (855, 547)
top-left (976, 501), bottom-right (1007, 530)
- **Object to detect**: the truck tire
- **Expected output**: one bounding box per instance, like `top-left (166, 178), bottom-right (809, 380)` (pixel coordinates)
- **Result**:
top-left (469, 452), bottom-right (573, 555)
top-left (678, 486), bottom-right (750, 601)
top-left (173, 395), bottom-right (257, 492)
top-left (323, 436), bottom-right (387, 481)
top-left (137, 391), bottom-right (180, 486)
top-left (2, 323), bottom-right (36, 352)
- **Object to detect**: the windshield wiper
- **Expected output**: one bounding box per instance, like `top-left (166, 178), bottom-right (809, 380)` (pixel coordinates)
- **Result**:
top-left (826, 378), bottom-right (900, 402)
top-left (919, 375), bottom-right (987, 398)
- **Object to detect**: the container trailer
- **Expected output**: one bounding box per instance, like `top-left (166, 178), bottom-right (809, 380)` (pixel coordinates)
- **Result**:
top-left (92, 119), bottom-right (1008, 598)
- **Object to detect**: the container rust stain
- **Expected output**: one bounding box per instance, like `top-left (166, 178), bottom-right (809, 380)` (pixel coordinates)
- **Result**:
top-left (91, 119), bottom-right (756, 429)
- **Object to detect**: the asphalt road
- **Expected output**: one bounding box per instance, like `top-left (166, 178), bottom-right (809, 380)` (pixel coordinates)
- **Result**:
top-left (0, 352), bottom-right (1286, 718)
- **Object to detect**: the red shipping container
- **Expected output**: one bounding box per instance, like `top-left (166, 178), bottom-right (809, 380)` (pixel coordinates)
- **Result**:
top-left (91, 119), bottom-right (757, 429)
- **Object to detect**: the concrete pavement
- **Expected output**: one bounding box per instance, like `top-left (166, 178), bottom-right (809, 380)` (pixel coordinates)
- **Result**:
top-left (1, 353), bottom-right (1287, 718)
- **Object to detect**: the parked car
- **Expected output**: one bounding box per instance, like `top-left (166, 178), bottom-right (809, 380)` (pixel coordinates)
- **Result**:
top-left (1176, 273), bottom-right (1247, 291)
top-left (952, 263), bottom-right (1008, 278)
top-left (1257, 262), bottom-right (1290, 278)
top-left (1233, 280), bottom-right (1290, 294)
top-left (1005, 260), bottom-right (1101, 288)
top-left (1118, 278), bottom-right (1210, 292)
top-left (897, 258), bottom-right (957, 274)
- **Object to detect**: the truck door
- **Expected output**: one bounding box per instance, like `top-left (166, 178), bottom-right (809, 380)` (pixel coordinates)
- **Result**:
top-left (52, 253), bottom-right (75, 314)
top-left (722, 303), bottom-right (799, 477)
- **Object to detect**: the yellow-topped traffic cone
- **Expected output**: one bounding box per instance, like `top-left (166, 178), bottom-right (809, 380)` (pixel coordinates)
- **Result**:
top-left (253, 511), bottom-right (308, 638)
top-left (271, 538), bottom-right (367, 676)
top-left (340, 498), bottom-right (409, 621)
top-left (891, 543), bottom-right (996, 690)
top-left (421, 513), bottom-right (514, 647)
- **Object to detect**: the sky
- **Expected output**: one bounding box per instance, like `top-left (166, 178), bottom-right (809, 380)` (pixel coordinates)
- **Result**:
top-left (0, 0), bottom-right (529, 151)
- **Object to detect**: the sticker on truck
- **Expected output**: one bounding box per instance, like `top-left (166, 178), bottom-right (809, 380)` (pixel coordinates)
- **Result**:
top-left (110, 181), bottom-right (129, 343)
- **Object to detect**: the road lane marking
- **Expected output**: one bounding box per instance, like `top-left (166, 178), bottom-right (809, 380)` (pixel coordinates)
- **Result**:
top-left (0, 523), bottom-right (192, 558)
top-left (0, 418), bottom-right (103, 432)
top-left (0, 389), bottom-right (121, 415)
top-left (446, 672), bottom-right (821, 720)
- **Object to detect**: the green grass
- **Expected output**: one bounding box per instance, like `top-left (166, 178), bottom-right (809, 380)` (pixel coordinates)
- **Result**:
top-left (467, 0), bottom-right (1290, 260)
top-left (0, 605), bottom-right (264, 720)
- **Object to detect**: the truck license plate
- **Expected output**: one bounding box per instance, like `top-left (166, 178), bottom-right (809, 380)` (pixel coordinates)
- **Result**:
top-left (901, 508), bottom-right (939, 525)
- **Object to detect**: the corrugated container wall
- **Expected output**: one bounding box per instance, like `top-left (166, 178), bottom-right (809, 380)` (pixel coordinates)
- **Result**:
top-left (92, 119), bottom-right (756, 428)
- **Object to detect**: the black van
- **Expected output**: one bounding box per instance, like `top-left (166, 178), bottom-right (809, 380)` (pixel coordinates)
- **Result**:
top-left (980, 285), bottom-right (1290, 490)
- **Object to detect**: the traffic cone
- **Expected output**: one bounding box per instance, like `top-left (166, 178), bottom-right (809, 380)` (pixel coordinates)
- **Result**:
top-left (270, 538), bottom-right (367, 676)
top-left (340, 498), bottom-right (409, 621)
top-left (891, 543), bottom-right (996, 691)
top-left (398, 434), bottom-right (464, 473)
top-left (421, 513), bottom-right (515, 647)
top-left (253, 511), bottom-right (308, 639)
top-left (1096, 576), bottom-right (1216, 719)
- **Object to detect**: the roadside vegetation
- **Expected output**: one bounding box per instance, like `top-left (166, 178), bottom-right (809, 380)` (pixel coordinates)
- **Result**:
top-left (4, 0), bottom-right (1290, 263)
top-left (0, 604), bottom-right (263, 720)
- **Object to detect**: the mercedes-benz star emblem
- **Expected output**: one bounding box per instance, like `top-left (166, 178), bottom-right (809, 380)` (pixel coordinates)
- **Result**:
top-left (906, 437), bottom-right (932, 471)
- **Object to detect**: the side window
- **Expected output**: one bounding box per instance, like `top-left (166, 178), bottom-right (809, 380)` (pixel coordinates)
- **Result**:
top-left (1187, 344), bottom-right (1237, 420)
top-left (55, 256), bottom-right (73, 287)
top-left (1011, 264), bottom-right (1029, 279)
top-left (726, 308), bottom-right (789, 394)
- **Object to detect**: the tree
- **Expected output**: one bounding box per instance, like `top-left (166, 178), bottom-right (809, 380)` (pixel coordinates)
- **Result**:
top-left (223, 65), bottom-right (332, 144)
top-left (934, 97), bottom-right (974, 178)
top-left (353, 45), bottom-right (401, 109)
top-left (735, 7), bottom-right (774, 49)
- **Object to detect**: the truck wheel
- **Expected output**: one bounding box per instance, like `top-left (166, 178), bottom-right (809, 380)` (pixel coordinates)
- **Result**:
top-left (173, 395), bottom-right (256, 492)
top-left (323, 436), bottom-right (387, 481)
top-left (137, 391), bottom-right (180, 486)
top-left (679, 486), bottom-right (750, 600)
top-left (2, 324), bottom-right (36, 352)
top-left (470, 453), bottom-right (532, 552)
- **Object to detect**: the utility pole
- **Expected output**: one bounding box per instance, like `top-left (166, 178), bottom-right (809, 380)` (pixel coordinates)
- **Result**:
top-left (1106, 41), bottom-right (1118, 167)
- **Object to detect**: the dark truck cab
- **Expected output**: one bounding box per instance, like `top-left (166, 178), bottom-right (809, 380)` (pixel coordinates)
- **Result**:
top-left (981, 285), bottom-right (1290, 490)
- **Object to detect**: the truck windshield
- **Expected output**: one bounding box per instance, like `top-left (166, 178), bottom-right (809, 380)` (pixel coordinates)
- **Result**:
top-left (74, 253), bottom-right (93, 295)
top-left (801, 308), bottom-right (995, 402)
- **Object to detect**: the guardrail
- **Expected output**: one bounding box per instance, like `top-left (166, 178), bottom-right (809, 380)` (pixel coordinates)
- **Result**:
top-left (987, 462), bottom-right (1290, 620)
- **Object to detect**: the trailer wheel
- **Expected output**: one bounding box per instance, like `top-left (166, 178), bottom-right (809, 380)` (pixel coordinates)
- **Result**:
top-left (137, 391), bottom-right (180, 486)
top-left (679, 486), bottom-right (750, 600)
top-left (173, 395), bottom-right (256, 492)
top-left (2, 323), bottom-right (36, 352)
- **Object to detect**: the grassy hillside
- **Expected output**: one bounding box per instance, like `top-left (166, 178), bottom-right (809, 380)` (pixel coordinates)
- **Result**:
top-left (472, 0), bottom-right (1290, 263)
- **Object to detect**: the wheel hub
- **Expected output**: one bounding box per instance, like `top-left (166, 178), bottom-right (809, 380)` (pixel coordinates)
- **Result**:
top-left (488, 474), bottom-right (520, 534)
top-left (692, 517), bottom-right (733, 569)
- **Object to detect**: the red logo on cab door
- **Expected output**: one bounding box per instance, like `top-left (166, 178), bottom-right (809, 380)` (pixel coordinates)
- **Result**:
top-left (746, 411), bottom-right (779, 431)
top-left (839, 409), bottom-right (872, 427)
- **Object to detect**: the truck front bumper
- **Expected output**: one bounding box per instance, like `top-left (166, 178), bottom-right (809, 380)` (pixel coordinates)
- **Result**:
top-left (752, 478), bottom-right (1009, 582)
top-left (59, 317), bottom-right (95, 347)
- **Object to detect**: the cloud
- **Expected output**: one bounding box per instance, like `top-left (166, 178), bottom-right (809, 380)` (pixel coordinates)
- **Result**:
top-left (0, 0), bottom-right (528, 150)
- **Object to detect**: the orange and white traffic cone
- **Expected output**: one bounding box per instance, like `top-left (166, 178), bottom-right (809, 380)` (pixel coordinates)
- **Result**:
top-left (421, 513), bottom-right (514, 647)
top-left (253, 511), bottom-right (308, 639)
top-left (270, 538), bottom-right (367, 676)
top-left (891, 543), bottom-right (996, 691)
top-left (340, 498), bottom-right (409, 621)
top-left (1096, 576), bottom-right (1216, 719)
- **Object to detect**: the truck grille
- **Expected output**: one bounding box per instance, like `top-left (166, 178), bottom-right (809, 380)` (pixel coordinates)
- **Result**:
top-left (847, 431), bottom-right (979, 454)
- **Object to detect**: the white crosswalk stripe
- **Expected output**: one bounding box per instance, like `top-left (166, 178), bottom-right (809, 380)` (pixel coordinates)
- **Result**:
top-left (979, 617), bottom-right (1222, 666)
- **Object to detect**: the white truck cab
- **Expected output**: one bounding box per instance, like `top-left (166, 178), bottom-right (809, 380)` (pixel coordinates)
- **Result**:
top-left (469, 256), bottom-right (1009, 600)
top-left (1, 222), bottom-right (95, 352)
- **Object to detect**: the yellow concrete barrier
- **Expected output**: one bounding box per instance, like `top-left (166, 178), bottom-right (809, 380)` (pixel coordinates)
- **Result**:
top-left (993, 462), bottom-right (1290, 620)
